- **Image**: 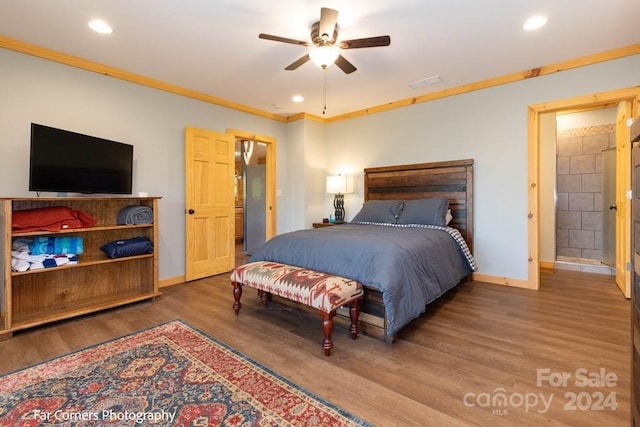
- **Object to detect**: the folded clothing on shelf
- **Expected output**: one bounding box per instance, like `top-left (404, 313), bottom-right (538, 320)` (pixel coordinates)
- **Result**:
top-left (30, 254), bottom-right (79, 270)
top-left (117, 205), bottom-right (153, 225)
top-left (100, 236), bottom-right (153, 259)
top-left (11, 237), bottom-right (81, 272)
top-left (28, 236), bottom-right (84, 255)
top-left (11, 251), bottom-right (79, 272)
top-left (12, 206), bottom-right (96, 232)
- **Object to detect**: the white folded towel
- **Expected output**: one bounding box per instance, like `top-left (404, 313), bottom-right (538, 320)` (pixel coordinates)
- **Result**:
top-left (12, 250), bottom-right (47, 263)
top-left (11, 257), bottom-right (30, 272)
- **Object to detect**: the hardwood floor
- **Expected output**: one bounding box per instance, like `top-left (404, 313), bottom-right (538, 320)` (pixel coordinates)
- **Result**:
top-left (0, 266), bottom-right (630, 426)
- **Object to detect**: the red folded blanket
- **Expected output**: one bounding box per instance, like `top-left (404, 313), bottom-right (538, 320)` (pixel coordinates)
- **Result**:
top-left (12, 206), bottom-right (96, 232)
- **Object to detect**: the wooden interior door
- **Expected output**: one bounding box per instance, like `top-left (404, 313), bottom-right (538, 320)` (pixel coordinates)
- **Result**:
top-left (615, 102), bottom-right (631, 297)
top-left (184, 127), bottom-right (235, 281)
top-left (631, 117), bottom-right (640, 425)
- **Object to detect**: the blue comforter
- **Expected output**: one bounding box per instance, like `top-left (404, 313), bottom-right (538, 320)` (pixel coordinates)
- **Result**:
top-left (248, 223), bottom-right (475, 337)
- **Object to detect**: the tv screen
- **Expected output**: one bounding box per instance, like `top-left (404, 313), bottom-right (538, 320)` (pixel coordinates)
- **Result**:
top-left (29, 123), bottom-right (133, 194)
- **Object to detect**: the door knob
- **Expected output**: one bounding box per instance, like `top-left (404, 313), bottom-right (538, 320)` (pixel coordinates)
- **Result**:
top-left (188, 209), bottom-right (195, 214)
top-left (609, 205), bottom-right (617, 210)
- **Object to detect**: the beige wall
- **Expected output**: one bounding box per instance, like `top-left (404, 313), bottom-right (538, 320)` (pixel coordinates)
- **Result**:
top-left (1, 45), bottom-right (638, 283)
top-left (325, 55), bottom-right (640, 280)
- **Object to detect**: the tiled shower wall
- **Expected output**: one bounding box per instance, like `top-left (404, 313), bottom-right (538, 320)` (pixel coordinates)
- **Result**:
top-left (556, 124), bottom-right (615, 261)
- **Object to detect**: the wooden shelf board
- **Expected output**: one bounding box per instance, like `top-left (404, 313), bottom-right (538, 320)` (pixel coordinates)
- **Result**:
top-left (11, 253), bottom-right (154, 276)
top-left (12, 223), bottom-right (153, 237)
top-left (10, 291), bottom-right (161, 332)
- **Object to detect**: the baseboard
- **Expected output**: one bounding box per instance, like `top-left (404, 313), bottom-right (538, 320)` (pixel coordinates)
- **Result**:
top-left (160, 275), bottom-right (185, 288)
top-left (539, 261), bottom-right (555, 269)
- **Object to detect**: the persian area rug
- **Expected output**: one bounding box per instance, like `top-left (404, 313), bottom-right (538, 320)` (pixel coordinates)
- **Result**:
top-left (0, 320), bottom-right (372, 426)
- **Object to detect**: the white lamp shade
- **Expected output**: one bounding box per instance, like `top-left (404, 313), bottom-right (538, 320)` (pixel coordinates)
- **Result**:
top-left (309, 45), bottom-right (340, 68)
top-left (326, 175), bottom-right (353, 194)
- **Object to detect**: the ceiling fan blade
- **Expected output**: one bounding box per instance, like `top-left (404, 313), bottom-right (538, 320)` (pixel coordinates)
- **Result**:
top-left (340, 35), bottom-right (391, 49)
top-left (334, 55), bottom-right (357, 74)
top-left (259, 33), bottom-right (309, 46)
top-left (285, 54), bottom-right (310, 71)
top-left (319, 7), bottom-right (338, 40)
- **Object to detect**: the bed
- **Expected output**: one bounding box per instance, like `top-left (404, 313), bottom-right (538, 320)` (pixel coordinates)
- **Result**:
top-left (248, 159), bottom-right (476, 342)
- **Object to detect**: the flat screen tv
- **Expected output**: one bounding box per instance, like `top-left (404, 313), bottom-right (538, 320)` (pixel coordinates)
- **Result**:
top-left (29, 123), bottom-right (134, 194)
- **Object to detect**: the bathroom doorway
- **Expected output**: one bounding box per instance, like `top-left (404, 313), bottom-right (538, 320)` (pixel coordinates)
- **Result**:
top-left (530, 87), bottom-right (638, 294)
top-left (228, 128), bottom-right (277, 263)
top-left (553, 108), bottom-right (617, 274)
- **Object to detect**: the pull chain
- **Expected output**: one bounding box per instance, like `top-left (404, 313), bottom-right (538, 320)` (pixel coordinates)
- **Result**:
top-left (322, 69), bottom-right (327, 115)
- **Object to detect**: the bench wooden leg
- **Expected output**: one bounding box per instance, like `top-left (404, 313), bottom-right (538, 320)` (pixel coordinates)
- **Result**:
top-left (349, 299), bottom-right (361, 340)
top-left (257, 290), bottom-right (272, 305)
top-left (321, 310), bottom-right (336, 356)
top-left (232, 282), bottom-right (242, 315)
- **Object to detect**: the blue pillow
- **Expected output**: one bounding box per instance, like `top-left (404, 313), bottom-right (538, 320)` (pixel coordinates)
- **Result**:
top-left (351, 200), bottom-right (403, 224)
top-left (397, 198), bottom-right (449, 226)
top-left (100, 236), bottom-right (153, 259)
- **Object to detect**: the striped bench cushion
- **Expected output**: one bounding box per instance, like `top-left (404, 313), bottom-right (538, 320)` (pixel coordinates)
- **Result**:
top-left (231, 261), bottom-right (364, 313)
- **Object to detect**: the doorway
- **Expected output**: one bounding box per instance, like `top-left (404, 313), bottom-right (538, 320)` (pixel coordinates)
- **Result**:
top-left (234, 139), bottom-right (268, 256)
top-left (226, 128), bottom-right (277, 264)
top-left (528, 87), bottom-right (639, 292)
top-left (553, 108), bottom-right (617, 275)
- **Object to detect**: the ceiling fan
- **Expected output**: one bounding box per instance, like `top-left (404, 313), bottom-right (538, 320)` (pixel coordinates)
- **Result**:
top-left (258, 7), bottom-right (391, 74)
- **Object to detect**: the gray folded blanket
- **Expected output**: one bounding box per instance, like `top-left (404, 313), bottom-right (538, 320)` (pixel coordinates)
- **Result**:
top-left (117, 205), bottom-right (153, 225)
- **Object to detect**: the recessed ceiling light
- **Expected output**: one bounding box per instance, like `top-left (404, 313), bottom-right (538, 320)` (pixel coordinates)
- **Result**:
top-left (523, 15), bottom-right (548, 31)
top-left (88, 19), bottom-right (113, 34)
top-left (292, 95), bottom-right (304, 103)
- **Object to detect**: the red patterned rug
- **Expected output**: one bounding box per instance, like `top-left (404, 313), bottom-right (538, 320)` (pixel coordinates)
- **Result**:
top-left (0, 320), bottom-right (372, 426)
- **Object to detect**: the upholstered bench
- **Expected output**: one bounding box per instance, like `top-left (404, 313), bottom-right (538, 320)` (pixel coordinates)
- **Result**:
top-left (231, 261), bottom-right (364, 356)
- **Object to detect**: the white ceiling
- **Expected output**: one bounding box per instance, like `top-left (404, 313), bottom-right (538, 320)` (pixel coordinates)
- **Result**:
top-left (1, 1), bottom-right (639, 118)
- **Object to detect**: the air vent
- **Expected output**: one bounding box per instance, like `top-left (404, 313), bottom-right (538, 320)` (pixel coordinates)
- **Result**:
top-left (409, 75), bottom-right (441, 89)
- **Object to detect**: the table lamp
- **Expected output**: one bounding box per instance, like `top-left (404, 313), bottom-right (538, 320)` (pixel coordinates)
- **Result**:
top-left (326, 174), bottom-right (353, 223)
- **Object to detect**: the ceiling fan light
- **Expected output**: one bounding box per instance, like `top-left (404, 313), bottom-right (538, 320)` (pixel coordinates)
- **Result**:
top-left (309, 45), bottom-right (340, 68)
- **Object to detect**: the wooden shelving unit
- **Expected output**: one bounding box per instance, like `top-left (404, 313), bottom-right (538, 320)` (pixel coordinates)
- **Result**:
top-left (0, 196), bottom-right (161, 339)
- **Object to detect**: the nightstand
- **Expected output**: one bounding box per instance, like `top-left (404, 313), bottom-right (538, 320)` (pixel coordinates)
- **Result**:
top-left (312, 222), bottom-right (343, 228)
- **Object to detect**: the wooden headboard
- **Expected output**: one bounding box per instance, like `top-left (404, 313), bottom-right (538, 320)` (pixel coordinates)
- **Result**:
top-left (363, 159), bottom-right (474, 251)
